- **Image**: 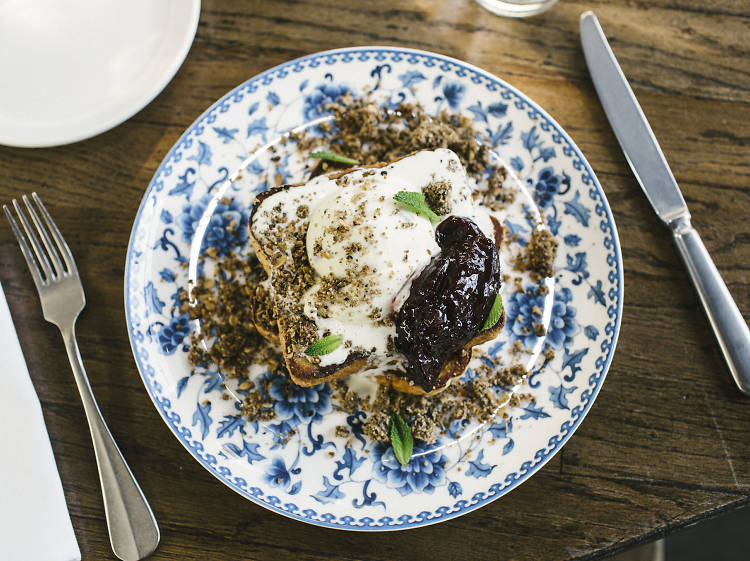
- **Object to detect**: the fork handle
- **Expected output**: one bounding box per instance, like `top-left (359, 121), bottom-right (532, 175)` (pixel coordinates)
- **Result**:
top-left (671, 217), bottom-right (750, 395)
top-left (61, 324), bottom-right (160, 561)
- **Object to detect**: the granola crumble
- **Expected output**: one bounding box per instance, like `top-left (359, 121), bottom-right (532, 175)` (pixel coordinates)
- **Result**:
top-left (423, 179), bottom-right (453, 215)
top-left (515, 226), bottom-right (558, 280)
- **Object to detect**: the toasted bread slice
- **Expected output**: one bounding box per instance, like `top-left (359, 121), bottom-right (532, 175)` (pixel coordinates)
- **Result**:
top-left (249, 165), bottom-right (384, 386)
top-left (249, 149), bottom-right (505, 394)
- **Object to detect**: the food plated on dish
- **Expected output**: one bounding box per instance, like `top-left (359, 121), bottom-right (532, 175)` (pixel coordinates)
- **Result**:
top-left (249, 148), bottom-right (508, 395)
top-left (125, 47), bottom-right (622, 529)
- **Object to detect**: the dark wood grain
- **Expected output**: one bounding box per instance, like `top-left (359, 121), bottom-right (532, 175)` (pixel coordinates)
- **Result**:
top-left (1, 1), bottom-right (749, 559)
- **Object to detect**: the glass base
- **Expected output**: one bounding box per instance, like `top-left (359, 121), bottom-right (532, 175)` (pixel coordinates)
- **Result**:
top-left (474, 0), bottom-right (559, 18)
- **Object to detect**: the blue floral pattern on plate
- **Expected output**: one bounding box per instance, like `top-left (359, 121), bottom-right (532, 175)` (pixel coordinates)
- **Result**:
top-left (125, 47), bottom-right (623, 530)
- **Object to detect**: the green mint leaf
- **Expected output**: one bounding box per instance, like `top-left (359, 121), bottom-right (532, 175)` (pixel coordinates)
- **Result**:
top-left (304, 334), bottom-right (344, 356)
top-left (310, 151), bottom-right (359, 165)
top-left (482, 293), bottom-right (504, 331)
top-left (390, 412), bottom-right (414, 467)
top-left (393, 191), bottom-right (441, 225)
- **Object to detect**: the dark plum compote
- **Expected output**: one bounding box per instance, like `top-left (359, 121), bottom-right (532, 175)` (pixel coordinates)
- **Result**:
top-left (395, 216), bottom-right (502, 392)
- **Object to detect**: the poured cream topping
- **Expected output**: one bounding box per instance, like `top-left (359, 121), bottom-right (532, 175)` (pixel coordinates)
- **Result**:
top-left (305, 177), bottom-right (439, 320)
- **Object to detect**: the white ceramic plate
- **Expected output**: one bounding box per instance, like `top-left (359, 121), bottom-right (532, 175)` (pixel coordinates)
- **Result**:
top-left (0, 0), bottom-right (200, 148)
top-left (126, 47), bottom-right (623, 530)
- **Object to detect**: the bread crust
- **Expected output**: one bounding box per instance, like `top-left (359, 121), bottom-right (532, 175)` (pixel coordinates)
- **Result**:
top-left (249, 284), bottom-right (280, 345)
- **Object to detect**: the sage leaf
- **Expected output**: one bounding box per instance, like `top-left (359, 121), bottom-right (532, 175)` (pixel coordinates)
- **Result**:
top-left (390, 412), bottom-right (414, 467)
top-left (310, 151), bottom-right (359, 165)
top-left (304, 334), bottom-right (344, 356)
top-left (393, 191), bottom-right (441, 225)
top-left (482, 293), bottom-right (504, 331)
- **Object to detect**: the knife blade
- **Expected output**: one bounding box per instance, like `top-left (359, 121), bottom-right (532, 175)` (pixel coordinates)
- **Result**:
top-left (580, 12), bottom-right (687, 225)
top-left (580, 11), bottom-right (750, 395)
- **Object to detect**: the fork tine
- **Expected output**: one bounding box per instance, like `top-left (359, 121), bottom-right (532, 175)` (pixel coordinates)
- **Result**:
top-left (4, 204), bottom-right (46, 289)
top-left (11, 198), bottom-right (55, 281)
top-left (31, 193), bottom-right (77, 274)
top-left (23, 194), bottom-right (65, 277)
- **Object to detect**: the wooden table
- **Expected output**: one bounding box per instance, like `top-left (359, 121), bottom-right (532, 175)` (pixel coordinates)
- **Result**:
top-left (1, 1), bottom-right (748, 559)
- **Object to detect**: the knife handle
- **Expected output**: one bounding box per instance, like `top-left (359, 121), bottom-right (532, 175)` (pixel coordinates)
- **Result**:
top-left (671, 216), bottom-right (750, 395)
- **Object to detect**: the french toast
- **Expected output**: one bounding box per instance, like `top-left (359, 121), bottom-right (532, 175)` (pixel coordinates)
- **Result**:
top-left (249, 148), bottom-right (505, 394)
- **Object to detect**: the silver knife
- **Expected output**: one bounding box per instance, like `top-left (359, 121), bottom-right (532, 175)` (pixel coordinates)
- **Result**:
top-left (580, 11), bottom-right (750, 396)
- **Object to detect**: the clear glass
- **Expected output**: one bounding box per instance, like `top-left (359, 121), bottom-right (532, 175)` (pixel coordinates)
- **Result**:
top-left (474, 0), bottom-right (559, 18)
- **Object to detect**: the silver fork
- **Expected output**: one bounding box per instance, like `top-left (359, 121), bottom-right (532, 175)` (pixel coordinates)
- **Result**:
top-left (4, 193), bottom-right (159, 561)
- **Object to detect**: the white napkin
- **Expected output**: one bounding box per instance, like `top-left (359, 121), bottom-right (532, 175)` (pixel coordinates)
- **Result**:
top-left (0, 282), bottom-right (81, 561)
